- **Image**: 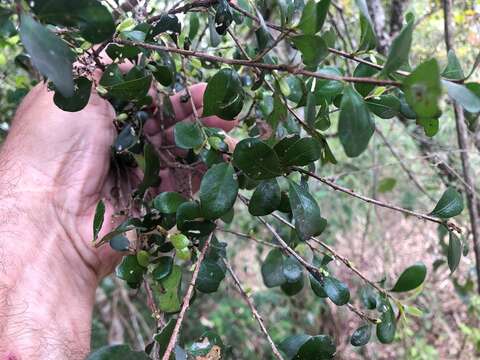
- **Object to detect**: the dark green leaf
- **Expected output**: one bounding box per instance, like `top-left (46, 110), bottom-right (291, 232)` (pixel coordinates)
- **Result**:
top-left (390, 262), bottom-right (427, 292)
top-left (86, 345), bottom-right (149, 360)
top-left (203, 68), bottom-right (244, 120)
top-left (297, 0), bottom-right (331, 35)
top-left (403, 59), bottom-right (442, 119)
top-left (151, 51), bottom-right (176, 87)
top-left (359, 286), bottom-right (377, 309)
top-left (292, 35), bottom-right (328, 68)
top-left (54, 77), bottom-right (91, 112)
top-left (315, 67), bottom-right (344, 97)
top-left (248, 179), bottom-right (282, 216)
top-left (310, 274), bottom-right (327, 297)
top-left (430, 187), bottom-right (464, 218)
top-left (152, 13), bottom-right (181, 35)
top-left (261, 248), bottom-right (287, 287)
top-left (323, 276), bottom-right (350, 306)
top-left (338, 86), bottom-right (375, 157)
top-left (116, 255), bottom-right (146, 284)
top-left (296, 335), bottom-right (336, 359)
top-left (353, 61), bottom-right (379, 97)
top-left (277, 137), bottom-right (322, 167)
top-left (197, 259), bottom-right (226, 293)
top-left (189, 13), bottom-right (200, 39)
top-left (109, 235), bottom-right (129, 252)
top-left (442, 49), bottom-right (464, 80)
top-left (104, 67), bottom-right (152, 101)
top-left (382, 15), bottom-right (414, 75)
top-left (200, 163), bottom-right (238, 220)
top-left (288, 180), bottom-right (324, 240)
top-left (444, 80), bottom-right (480, 113)
top-left (153, 320), bottom-right (175, 356)
top-left (355, 0), bottom-right (377, 51)
top-left (114, 124), bottom-right (138, 153)
top-left (20, 14), bottom-right (74, 97)
top-left (174, 121), bottom-right (205, 149)
top-left (281, 275), bottom-right (304, 296)
top-left (376, 300), bottom-right (396, 344)
top-left (279, 334), bottom-right (311, 359)
top-left (366, 95), bottom-right (401, 119)
top-left (283, 256), bottom-right (303, 282)
top-left (448, 232), bottom-right (462, 274)
top-left (350, 325), bottom-right (371, 346)
top-left (233, 138), bottom-right (283, 180)
top-left (177, 201), bottom-right (216, 237)
top-left (153, 192), bottom-right (187, 214)
top-left (93, 199), bottom-right (105, 240)
top-left (137, 143), bottom-right (160, 196)
top-left (188, 331), bottom-right (224, 356)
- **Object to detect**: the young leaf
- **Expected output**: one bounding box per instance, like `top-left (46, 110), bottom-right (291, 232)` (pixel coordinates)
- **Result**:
top-left (174, 121), bottom-right (205, 149)
top-left (248, 179), bottom-right (282, 216)
top-left (86, 345), bottom-right (149, 360)
top-left (93, 199), bottom-right (106, 240)
top-left (382, 15), bottom-right (414, 75)
top-left (390, 262), bottom-right (427, 292)
top-left (261, 249), bottom-right (287, 288)
top-left (291, 35), bottom-right (328, 68)
top-left (54, 77), bottom-right (92, 112)
top-left (376, 300), bottom-right (396, 344)
top-left (170, 233), bottom-right (189, 250)
top-left (288, 180), bottom-right (325, 240)
top-left (203, 68), bottom-right (244, 120)
top-left (156, 265), bottom-right (182, 313)
top-left (430, 187), bottom-right (464, 218)
top-left (153, 192), bottom-right (187, 214)
top-left (350, 325), bottom-right (371, 347)
top-left (444, 80), bottom-right (480, 114)
top-left (448, 232), bottom-right (462, 274)
top-left (323, 276), bottom-right (350, 306)
top-left (297, 0), bottom-right (331, 35)
top-left (403, 59), bottom-right (442, 119)
top-left (233, 138), bottom-right (283, 180)
top-left (20, 14), bottom-right (74, 97)
top-left (199, 163), bottom-right (239, 220)
top-left (338, 86), bottom-right (375, 157)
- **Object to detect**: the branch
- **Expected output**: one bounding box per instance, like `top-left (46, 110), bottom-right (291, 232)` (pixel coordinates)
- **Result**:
top-left (217, 227), bottom-right (281, 248)
top-left (116, 39), bottom-right (401, 87)
top-left (224, 260), bottom-right (285, 360)
top-left (161, 232), bottom-right (214, 360)
top-left (292, 166), bottom-right (461, 233)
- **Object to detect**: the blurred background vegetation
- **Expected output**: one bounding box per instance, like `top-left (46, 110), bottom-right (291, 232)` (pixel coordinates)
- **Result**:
top-left (1, 0), bottom-right (480, 358)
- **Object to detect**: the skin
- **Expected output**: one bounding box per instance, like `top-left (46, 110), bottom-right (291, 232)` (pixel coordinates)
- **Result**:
top-left (0, 82), bottom-right (235, 359)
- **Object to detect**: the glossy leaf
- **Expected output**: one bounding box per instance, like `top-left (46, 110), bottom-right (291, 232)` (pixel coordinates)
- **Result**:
top-left (152, 13), bottom-right (181, 35)
top-left (279, 334), bottom-right (336, 360)
top-left (203, 68), bottom-right (244, 120)
top-left (323, 276), bottom-right (350, 306)
top-left (430, 187), bottom-right (464, 218)
top-left (233, 138), bottom-right (283, 180)
top-left (283, 256), bottom-right (303, 283)
top-left (261, 249), bottom-right (287, 288)
top-left (137, 143), bottom-right (160, 196)
top-left (355, 0), bottom-right (377, 51)
top-left (200, 163), bottom-right (238, 220)
top-left (292, 35), bottom-right (328, 68)
top-left (248, 179), bottom-right (281, 216)
top-left (288, 180), bottom-right (324, 240)
top-left (366, 95), bottom-right (401, 119)
top-left (197, 259), bottom-right (226, 293)
top-left (403, 59), bottom-right (442, 119)
top-left (54, 77), bottom-right (92, 112)
top-left (174, 121), bottom-right (206, 150)
top-left (448, 232), bottom-right (462, 274)
top-left (93, 199), bottom-right (105, 240)
top-left (177, 201), bottom-right (216, 237)
top-left (350, 325), bottom-right (371, 347)
top-left (376, 300), bottom-right (396, 344)
top-left (297, 0), bottom-right (331, 35)
top-left (382, 15), bottom-right (414, 75)
top-left (338, 86), bottom-right (375, 157)
top-left (281, 275), bottom-right (304, 296)
top-left (390, 262), bottom-right (427, 292)
top-left (359, 286), bottom-right (377, 310)
top-left (153, 192), bottom-right (187, 214)
top-left (20, 14), bottom-right (74, 97)
top-left (310, 274), bottom-right (327, 298)
top-left (444, 80), bottom-right (480, 113)
top-left (109, 235), bottom-right (130, 252)
top-left (277, 137), bottom-right (322, 167)
top-left (116, 255), bottom-right (146, 284)
top-left (157, 265), bottom-right (182, 313)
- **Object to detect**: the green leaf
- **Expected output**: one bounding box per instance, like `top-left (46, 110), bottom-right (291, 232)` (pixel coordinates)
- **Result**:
top-left (153, 192), bottom-right (187, 214)
top-left (174, 121), bottom-right (204, 150)
top-left (233, 138), bottom-right (283, 180)
top-left (116, 255), bottom-right (146, 284)
top-left (248, 179), bottom-right (282, 216)
top-left (323, 276), bottom-right (350, 306)
top-left (153, 320), bottom-right (175, 356)
top-left (170, 233), bottom-right (190, 250)
top-left (157, 265), bottom-right (182, 313)
top-left (93, 199), bottom-right (105, 240)
top-left (442, 49), bottom-right (464, 80)
top-left (403, 59), bottom-right (442, 119)
top-left (292, 35), bottom-right (328, 68)
top-left (297, 0), bottom-right (331, 35)
top-left (354, 61), bottom-right (379, 97)
top-left (151, 51), bottom-right (176, 87)
top-left (359, 286), bottom-right (377, 309)
top-left (137, 142), bottom-right (160, 196)
top-left (430, 187), bottom-right (464, 218)
top-left (310, 274), bottom-right (327, 297)
top-left (376, 300), bottom-right (396, 344)
top-left (279, 334), bottom-right (311, 359)
top-left (197, 259), bottom-right (226, 293)
top-left (355, 0), bottom-right (377, 51)
top-left (283, 256), bottom-right (303, 283)
top-left (188, 331), bottom-right (224, 356)
top-left (338, 86), bottom-right (375, 157)
top-left (261, 248), bottom-right (287, 287)
top-left (448, 232), bottom-right (462, 274)
top-left (32, 0), bottom-right (115, 43)
top-left (152, 13), bottom-right (181, 35)
top-left (418, 117), bottom-right (439, 137)
top-left (199, 163), bottom-right (238, 220)
top-left (315, 67), bottom-right (344, 97)
top-left (382, 15), bottom-right (414, 75)
top-left (281, 275), bottom-right (304, 296)
top-left (86, 345), bottom-right (149, 360)
top-left (366, 95), bottom-right (401, 119)
top-left (177, 201), bottom-right (216, 237)
top-left (280, 334), bottom-right (336, 360)
top-left (109, 235), bottom-right (129, 252)
top-left (54, 77), bottom-right (92, 112)
top-left (350, 325), bottom-right (371, 347)
top-left (378, 177), bottom-right (397, 193)
top-left (20, 14), bottom-right (74, 97)
top-left (276, 137), bottom-right (322, 167)
top-left (390, 262), bottom-right (427, 292)
top-left (444, 80), bottom-right (480, 113)
top-left (203, 68), bottom-right (244, 120)
top-left (103, 67), bottom-right (152, 101)
top-left (288, 180), bottom-right (325, 240)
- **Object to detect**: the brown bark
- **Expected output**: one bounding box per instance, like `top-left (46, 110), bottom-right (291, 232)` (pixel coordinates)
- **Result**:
top-left (366, 0), bottom-right (390, 54)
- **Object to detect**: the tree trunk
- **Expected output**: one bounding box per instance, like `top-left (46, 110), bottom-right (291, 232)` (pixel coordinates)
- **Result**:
top-left (366, 0), bottom-right (389, 54)
top-left (389, 0), bottom-right (408, 36)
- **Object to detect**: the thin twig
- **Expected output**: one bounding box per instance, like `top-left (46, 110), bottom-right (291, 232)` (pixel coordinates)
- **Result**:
top-left (217, 227), bottom-right (281, 248)
top-left (161, 232), bottom-right (214, 360)
top-left (225, 260), bottom-right (285, 360)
